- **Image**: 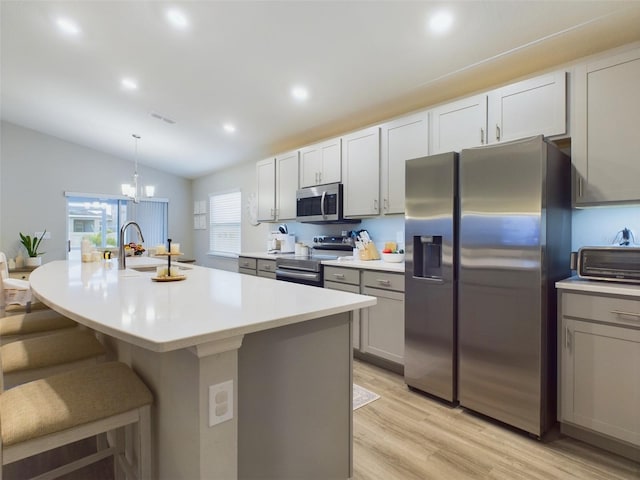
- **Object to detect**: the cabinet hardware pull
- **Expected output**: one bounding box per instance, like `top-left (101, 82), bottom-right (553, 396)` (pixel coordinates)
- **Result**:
top-left (377, 279), bottom-right (391, 286)
top-left (480, 128), bottom-right (485, 145)
top-left (496, 124), bottom-right (501, 141)
top-left (333, 273), bottom-right (345, 279)
top-left (566, 327), bottom-right (572, 352)
top-left (611, 310), bottom-right (640, 319)
top-left (577, 177), bottom-right (583, 198)
top-left (383, 198), bottom-right (388, 211)
top-left (374, 199), bottom-right (378, 212)
top-left (318, 172), bottom-right (322, 184)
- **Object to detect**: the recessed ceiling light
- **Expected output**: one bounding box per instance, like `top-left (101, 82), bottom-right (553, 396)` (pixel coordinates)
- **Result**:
top-left (291, 86), bottom-right (309, 102)
top-left (428, 11), bottom-right (454, 35)
top-left (223, 124), bottom-right (236, 133)
top-left (121, 78), bottom-right (138, 90)
top-left (166, 8), bottom-right (189, 29)
top-left (56, 17), bottom-right (81, 36)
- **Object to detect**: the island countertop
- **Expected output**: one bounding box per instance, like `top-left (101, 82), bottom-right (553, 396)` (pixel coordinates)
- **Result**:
top-left (29, 259), bottom-right (376, 353)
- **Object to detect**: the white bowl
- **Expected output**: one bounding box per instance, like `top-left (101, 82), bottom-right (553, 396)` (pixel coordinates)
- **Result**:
top-left (381, 253), bottom-right (405, 263)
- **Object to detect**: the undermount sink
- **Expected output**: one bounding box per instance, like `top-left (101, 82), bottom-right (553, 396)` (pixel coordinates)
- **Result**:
top-left (129, 265), bottom-right (192, 272)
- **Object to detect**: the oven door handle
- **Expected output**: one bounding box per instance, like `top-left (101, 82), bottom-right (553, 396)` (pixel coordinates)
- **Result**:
top-left (321, 191), bottom-right (326, 219)
top-left (276, 269), bottom-right (321, 281)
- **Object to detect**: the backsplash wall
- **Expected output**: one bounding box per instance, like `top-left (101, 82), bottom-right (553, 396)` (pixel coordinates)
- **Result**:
top-left (572, 205), bottom-right (640, 250)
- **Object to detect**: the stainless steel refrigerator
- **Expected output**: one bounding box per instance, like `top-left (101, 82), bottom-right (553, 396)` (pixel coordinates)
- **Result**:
top-left (405, 136), bottom-right (571, 437)
top-left (405, 151), bottom-right (458, 404)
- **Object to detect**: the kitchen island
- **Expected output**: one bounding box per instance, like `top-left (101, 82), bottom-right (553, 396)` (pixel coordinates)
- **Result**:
top-left (29, 259), bottom-right (376, 479)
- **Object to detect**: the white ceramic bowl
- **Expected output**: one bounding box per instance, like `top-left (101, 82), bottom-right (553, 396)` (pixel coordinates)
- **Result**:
top-left (381, 252), bottom-right (405, 263)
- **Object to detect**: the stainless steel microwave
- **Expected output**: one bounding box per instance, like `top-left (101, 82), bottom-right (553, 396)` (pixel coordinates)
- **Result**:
top-left (296, 183), bottom-right (345, 223)
top-left (571, 246), bottom-right (640, 284)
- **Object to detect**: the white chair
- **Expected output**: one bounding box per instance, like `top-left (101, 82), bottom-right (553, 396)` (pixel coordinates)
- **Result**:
top-left (0, 361), bottom-right (153, 480)
top-left (0, 253), bottom-right (32, 315)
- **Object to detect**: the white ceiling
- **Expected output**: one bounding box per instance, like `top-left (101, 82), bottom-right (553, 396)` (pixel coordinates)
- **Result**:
top-left (2, 1), bottom-right (640, 179)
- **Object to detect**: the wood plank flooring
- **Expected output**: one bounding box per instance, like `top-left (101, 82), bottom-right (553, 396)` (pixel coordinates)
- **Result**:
top-left (5, 358), bottom-right (639, 479)
top-left (353, 359), bottom-right (640, 480)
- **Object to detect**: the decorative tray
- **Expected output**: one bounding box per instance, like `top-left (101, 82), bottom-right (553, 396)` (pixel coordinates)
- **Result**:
top-left (152, 275), bottom-right (186, 282)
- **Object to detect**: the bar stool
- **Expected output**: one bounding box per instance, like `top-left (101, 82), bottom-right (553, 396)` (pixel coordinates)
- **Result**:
top-left (0, 361), bottom-right (153, 479)
top-left (0, 310), bottom-right (78, 345)
top-left (1, 329), bottom-right (106, 390)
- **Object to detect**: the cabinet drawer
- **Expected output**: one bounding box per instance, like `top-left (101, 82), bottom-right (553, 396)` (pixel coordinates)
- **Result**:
top-left (324, 266), bottom-right (360, 286)
top-left (238, 257), bottom-right (257, 270)
top-left (239, 267), bottom-right (257, 276)
top-left (563, 292), bottom-right (640, 328)
top-left (8, 272), bottom-right (31, 280)
top-left (257, 259), bottom-right (276, 273)
top-left (362, 270), bottom-right (404, 292)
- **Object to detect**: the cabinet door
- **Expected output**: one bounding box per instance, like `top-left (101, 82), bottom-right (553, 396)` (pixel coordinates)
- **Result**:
top-left (325, 280), bottom-right (361, 351)
top-left (380, 111), bottom-right (429, 215)
top-left (561, 318), bottom-right (640, 446)
top-left (342, 126), bottom-right (380, 217)
top-left (275, 151), bottom-right (299, 220)
top-left (299, 138), bottom-right (341, 187)
top-left (487, 71), bottom-right (566, 144)
top-left (361, 286), bottom-right (404, 364)
top-left (573, 48), bottom-right (640, 204)
top-left (256, 158), bottom-right (276, 221)
top-left (430, 94), bottom-right (487, 154)
top-left (320, 138), bottom-right (342, 185)
top-left (299, 146), bottom-right (322, 188)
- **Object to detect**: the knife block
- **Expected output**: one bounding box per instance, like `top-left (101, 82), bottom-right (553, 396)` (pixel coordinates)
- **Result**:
top-left (358, 243), bottom-right (380, 260)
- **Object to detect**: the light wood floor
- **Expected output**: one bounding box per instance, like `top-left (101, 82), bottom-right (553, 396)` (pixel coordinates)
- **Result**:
top-left (5, 359), bottom-right (639, 479)
top-left (353, 359), bottom-right (640, 480)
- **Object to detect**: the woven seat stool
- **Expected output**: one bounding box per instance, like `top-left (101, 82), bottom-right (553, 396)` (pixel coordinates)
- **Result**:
top-left (1, 329), bottom-right (106, 390)
top-left (0, 310), bottom-right (77, 345)
top-left (0, 361), bottom-right (153, 480)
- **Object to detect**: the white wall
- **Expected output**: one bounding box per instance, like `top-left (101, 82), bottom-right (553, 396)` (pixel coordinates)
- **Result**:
top-left (0, 121), bottom-right (193, 262)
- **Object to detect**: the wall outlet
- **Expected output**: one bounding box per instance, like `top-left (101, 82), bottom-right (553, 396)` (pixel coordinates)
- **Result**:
top-left (34, 231), bottom-right (51, 239)
top-left (209, 380), bottom-right (233, 427)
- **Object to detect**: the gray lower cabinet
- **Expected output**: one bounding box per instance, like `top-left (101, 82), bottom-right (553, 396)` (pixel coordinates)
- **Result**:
top-left (360, 270), bottom-right (405, 365)
top-left (257, 259), bottom-right (276, 279)
top-left (238, 256), bottom-right (257, 276)
top-left (324, 266), bottom-right (361, 350)
top-left (558, 290), bottom-right (640, 456)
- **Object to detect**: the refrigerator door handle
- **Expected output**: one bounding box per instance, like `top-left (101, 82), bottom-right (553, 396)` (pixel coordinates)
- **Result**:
top-left (411, 276), bottom-right (445, 284)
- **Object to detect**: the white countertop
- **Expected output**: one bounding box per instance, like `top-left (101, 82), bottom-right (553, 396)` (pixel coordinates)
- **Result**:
top-left (321, 257), bottom-right (405, 273)
top-left (29, 259), bottom-right (376, 352)
top-left (240, 252), bottom-right (405, 273)
top-left (556, 276), bottom-right (640, 297)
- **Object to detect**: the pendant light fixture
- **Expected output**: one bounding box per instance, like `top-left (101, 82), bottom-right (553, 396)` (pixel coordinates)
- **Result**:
top-left (121, 134), bottom-right (155, 203)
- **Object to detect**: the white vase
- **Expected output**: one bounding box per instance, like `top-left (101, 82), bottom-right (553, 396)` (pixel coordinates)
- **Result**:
top-left (25, 256), bottom-right (42, 267)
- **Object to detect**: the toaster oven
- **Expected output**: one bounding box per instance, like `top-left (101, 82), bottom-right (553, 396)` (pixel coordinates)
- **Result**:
top-left (571, 247), bottom-right (640, 284)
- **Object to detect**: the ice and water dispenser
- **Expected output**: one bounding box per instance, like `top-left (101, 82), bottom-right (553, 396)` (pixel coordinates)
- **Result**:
top-left (413, 235), bottom-right (443, 279)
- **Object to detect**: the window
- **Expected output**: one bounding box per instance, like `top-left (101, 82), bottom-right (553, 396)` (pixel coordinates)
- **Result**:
top-left (209, 190), bottom-right (241, 256)
top-left (65, 193), bottom-right (168, 260)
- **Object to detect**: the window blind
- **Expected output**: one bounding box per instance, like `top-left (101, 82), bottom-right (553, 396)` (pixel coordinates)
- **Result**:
top-left (209, 190), bottom-right (241, 255)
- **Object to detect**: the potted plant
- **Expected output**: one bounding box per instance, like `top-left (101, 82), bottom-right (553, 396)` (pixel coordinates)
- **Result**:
top-left (19, 230), bottom-right (46, 267)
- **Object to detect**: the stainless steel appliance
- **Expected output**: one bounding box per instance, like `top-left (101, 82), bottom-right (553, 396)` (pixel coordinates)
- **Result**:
top-left (405, 135), bottom-right (571, 438)
top-left (405, 152), bottom-right (458, 404)
top-left (275, 235), bottom-right (354, 287)
top-left (296, 183), bottom-right (346, 223)
top-left (571, 246), bottom-right (640, 283)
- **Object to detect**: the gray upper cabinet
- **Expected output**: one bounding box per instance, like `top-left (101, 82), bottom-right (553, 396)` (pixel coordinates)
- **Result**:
top-left (299, 138), bottom-right (341, 188)
top-left (380, 111), bottom-right (429, 215)
top-left (487, 71), bottom-right (566, 144)
top-left (256, 157), bottom-right (276, 222)
top-left (430, 71), bottom-right (567, 154)
top-left (430, 94), bottom-right (488, 154)
top-left (342, 126), bottom-right (380, 217)
top-left (573, 47), bottom-right (640, 205)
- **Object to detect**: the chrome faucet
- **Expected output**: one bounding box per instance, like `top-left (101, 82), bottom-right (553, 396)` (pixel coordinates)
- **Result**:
top-left (118, 221), bottom-right (145, 270)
